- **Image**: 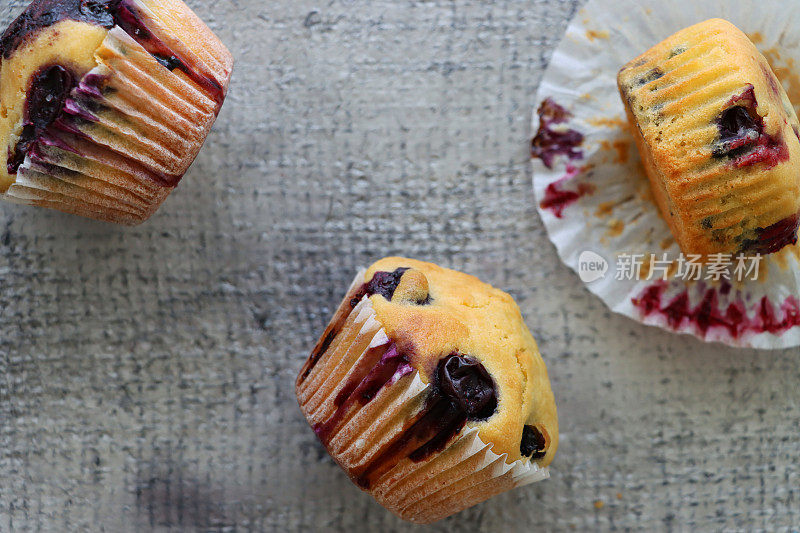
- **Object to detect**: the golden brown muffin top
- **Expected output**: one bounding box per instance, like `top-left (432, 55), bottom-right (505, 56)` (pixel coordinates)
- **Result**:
top-left (362, 257), bottom-right (558, 466)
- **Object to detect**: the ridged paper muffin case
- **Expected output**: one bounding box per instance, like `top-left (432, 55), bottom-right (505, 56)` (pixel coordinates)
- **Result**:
top-left (531, 0), bottom-right (800, 349)
top-left (617, 20), bottom-right (800, 258)
top-left (374, 428), bottom-right (548, 523)
top-left (0, 0), bottom-right (233, 225)
top-left (296, 271), bottom-right (549, 524)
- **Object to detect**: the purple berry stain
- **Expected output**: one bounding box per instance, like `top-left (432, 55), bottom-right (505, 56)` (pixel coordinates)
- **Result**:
top-left (531, 98), bottom-right (584, 169)
top-left (353, 354), bottom-right (497, 489)
top-left (112, 0), bottom-right (225, 110)
top-left (712, 85), bottom-right (789, 169)
top-left (539, 164), bottom-right (595, 218)
top-left (299, 268), bottom-right (431, 382)
top-left (7, 64), bottom-right (74, 174)
top-left (739, 212), bottom-right (800, 255)
top-left (633, 281), bottom-right (800, 340)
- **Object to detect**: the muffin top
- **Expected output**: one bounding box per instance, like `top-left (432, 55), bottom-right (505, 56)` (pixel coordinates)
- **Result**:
top-left (361, 257), bottom-right (558, 466)
top-left (0, 0), bottom-right (115, 60)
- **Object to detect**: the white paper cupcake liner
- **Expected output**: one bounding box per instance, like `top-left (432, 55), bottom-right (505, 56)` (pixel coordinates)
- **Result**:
top-left (296, 271), bottom-right (548, 523)
top-left (380, 428), bottom-right (548, 524)
top-left (532, 0), bottom-right (800, 349)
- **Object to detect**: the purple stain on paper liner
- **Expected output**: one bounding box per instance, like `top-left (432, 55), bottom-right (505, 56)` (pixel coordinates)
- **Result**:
top-left (719, 280), bottom-right (732, 297)
top-left (299, 268), bottom-right (419, 383)
top-left (75, 73), bottom-right (109, 99)
top-left (633, 281), bottom-right (800, 340)
top-left (539, 164), bottom-right (595, 218)
top-left (352, 354), bottom-right (497, 489)
top-left (313, 343), bottom-right (412, 443)
top-left (531, 98), bottom-right (584, 169)
top-left (738, 213), bottom-right (800, 255)
top-left (62, 97), bottom-right (99, 122)
top-left (112, 0), bottom-right (226, 110)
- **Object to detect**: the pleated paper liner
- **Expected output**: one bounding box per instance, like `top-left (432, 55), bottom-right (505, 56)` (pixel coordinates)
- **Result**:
top-left (3, 0), bottom-right (232, 225)
top-left (375, 428), bottom-right (548, 523)
top-left (296, 273), bottom-right (548, 524)
top-left (532, 0), bottom-right (800, 349)
top-left (121, 0), bottom-right (232, 105)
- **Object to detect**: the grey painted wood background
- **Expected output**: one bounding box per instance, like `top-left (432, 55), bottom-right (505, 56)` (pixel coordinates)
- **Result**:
top-left (1, 0), bottom-right (799, 531)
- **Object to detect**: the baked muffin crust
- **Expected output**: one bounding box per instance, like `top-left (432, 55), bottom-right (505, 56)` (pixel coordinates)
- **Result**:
top-left (296, 258), bottom-right (558, 522)
top-left (618, 19), bottom-right (800, 256)
top-left (0, 0), bottom-right (232, 223)
top-left (362, 257), bottom-right (558, 465)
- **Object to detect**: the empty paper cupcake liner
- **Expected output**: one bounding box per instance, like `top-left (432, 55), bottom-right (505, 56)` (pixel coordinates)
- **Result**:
top-left (531, 0), bottom-right (800, 349)
top-left (296, 271), bottom-right (547, 524)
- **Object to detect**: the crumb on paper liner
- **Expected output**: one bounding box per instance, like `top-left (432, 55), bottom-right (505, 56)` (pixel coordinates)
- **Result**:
top-left (531, 0), bottom-right (800, 349)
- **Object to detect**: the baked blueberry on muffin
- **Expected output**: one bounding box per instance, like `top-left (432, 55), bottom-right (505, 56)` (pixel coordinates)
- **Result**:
top-left (618, 19), bottom-right (800, 257)
top-left (0, 0), bottom-right (233, 224)
top-left (296, 258), bottom-right (558, 524)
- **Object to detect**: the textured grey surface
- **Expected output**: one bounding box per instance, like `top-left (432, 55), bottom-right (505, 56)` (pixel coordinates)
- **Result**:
top-left (1, 0), bottom-right (799, 531)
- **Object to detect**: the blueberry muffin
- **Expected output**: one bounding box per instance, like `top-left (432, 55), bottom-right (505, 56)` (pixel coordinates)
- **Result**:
top-left (618, 19), bottom-right (800, 257)
top-left (296, 258), bottom-right (558, 524)
top-left (0, 0), bottom-right (232, 224)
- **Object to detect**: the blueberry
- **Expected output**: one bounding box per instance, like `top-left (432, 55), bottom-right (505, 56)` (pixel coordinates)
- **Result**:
top-left (437, 354), bottom-right (497, 420)
top-left (712, 86), bottom-right (764, 159)
top-left (7, 65), bottom-right (75, 174)
top-left (364, 268), bottom-right (409, 301)
top-left (520, 424), bottom-right (547, 459)
top-left (718, 106), bottom-right (759, 142)
top-left (636, 67), bottom-right (663, 86)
